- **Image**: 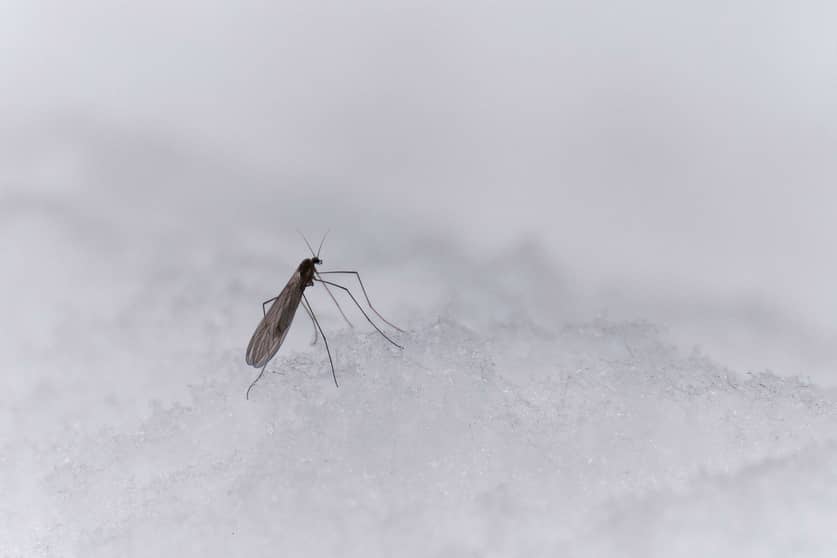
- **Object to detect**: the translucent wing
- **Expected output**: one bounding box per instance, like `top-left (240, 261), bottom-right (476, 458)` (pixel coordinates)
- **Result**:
top-left (245, 269), bottom-right (304, 368)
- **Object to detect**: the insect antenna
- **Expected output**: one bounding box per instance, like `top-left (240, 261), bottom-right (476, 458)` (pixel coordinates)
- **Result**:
top-left (316, 229), bottom-right (330, 259)
top-left (307, 229), bottom-right (352, 327)
top-left (297, 229), bottom-right (316, 258)
top-left (303, 294), bottom-right (338, 387)
top-left (314, 278), bottom-right (403, 349)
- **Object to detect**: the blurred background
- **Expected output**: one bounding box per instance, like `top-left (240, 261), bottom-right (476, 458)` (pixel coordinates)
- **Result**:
top-left (3, 0), bottom-right (835, 384)
top-left (4, 2), bottom-right (837, 556)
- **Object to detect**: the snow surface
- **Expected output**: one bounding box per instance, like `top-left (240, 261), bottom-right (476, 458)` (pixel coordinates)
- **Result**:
top-left (3, 123), bottom-right (837, 557)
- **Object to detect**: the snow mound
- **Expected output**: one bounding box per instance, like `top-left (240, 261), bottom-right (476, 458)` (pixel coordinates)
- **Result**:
top-left (12, 315), bottom-right (837, 557)
top-left (578, 443), bottom-right (837, 557)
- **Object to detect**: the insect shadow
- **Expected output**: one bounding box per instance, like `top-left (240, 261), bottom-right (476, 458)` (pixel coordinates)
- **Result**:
top-left (245, 232), bottom-right (403, 399)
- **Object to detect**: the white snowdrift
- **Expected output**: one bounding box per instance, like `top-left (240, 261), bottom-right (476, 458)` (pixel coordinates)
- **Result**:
top-left (7, 303), bottom-right (837, 556)
top-left (3, 122), bottom-right (836, 557)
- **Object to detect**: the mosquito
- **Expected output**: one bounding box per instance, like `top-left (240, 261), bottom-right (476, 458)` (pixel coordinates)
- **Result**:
top-left (244, 232), bottom-right (404, 399)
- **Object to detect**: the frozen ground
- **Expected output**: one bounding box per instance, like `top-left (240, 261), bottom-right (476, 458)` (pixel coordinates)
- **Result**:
top-left (2, 122), bottom-right (837, 557)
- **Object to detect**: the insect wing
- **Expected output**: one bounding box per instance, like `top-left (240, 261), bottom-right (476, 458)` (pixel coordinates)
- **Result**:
top-left (245, 270), bottom-right (304, 368)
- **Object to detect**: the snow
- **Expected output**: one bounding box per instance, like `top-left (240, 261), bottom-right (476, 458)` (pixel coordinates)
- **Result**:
top-left (2, 125), bottom-right (837, 557)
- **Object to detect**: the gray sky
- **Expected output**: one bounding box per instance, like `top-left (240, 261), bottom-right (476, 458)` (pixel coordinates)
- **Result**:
top-left (3, 1), bottom-right (836, 331)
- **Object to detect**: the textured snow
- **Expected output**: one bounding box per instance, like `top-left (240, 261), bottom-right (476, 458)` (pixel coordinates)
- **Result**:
top-left (3, 125), bottom-right (837, 557)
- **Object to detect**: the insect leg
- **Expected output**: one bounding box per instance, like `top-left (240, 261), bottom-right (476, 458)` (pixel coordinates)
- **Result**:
top-left (316, 270), bottom-right (404, 332)
top-left (300, 296), bottom-right (319, 345)
top-left (314, 278), bottom-right (403, 349)
top-left (246, 363), bottom-right (268, 400)
top-left (302, 294), bottom-right (338, 387)
top-left (316, 277), bottom-right (354, 328)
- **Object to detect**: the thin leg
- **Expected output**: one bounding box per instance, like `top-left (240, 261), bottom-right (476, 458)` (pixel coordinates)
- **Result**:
top-left (262, 296), bottom-right (279, 317)
top-left (314, 278), bottom-right (403, 350)
top-left (303, 294), bottom-right (339, 387)
top-left (317, 277), bottom-right (354, 328)
top-left (316, 271), bottom-right (404, 332)
top-left (246, 363), bottom-right (268, 400)
top-left (300, 296), bottom-right (319, 345)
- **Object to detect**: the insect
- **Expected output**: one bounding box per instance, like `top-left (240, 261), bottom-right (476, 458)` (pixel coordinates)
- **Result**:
top-left (244, 233), bottom-right (403, 399)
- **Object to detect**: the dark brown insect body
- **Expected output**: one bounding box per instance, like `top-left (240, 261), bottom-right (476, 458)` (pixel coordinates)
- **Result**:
top-left (245, 257), bottom-right (320, 370)
top-left (245, 237), bottom-right (403, 399)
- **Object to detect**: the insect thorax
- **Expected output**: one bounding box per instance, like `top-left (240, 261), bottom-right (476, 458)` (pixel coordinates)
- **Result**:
top-left (298, 258), bottom-right (318, 287)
